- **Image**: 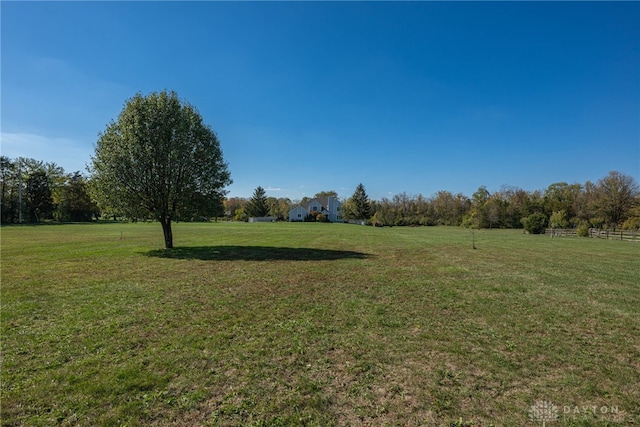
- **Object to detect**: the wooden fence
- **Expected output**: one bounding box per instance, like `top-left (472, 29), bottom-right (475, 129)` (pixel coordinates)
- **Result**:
top-left (544, 228), bottom-right (640, 242)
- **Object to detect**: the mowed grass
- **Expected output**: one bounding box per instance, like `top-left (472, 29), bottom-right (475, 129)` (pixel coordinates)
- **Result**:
top-left (1, 222), bottom-right (639, 426)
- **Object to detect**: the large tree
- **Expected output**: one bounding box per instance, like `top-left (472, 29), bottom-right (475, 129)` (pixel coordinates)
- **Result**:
top-left (90, 90), bottom-right (231, 248)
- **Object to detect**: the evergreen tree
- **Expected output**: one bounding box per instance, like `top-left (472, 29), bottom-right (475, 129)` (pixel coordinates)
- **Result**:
top-left (245, 186), bottom-right (269, 217)
top-left (351, 183), bottom-right (371, 220)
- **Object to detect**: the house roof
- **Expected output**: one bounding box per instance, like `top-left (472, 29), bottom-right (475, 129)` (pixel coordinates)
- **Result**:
top-left (304, 197), bottom-right (326, 211)
top-left (301, 196), bottom-right (340, 211)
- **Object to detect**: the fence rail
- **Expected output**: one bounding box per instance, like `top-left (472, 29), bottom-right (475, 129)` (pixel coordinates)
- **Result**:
top-left (544, 228), bottom-right (640, 242)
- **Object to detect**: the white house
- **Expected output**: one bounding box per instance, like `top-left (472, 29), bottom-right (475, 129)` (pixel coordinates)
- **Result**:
top-left (288, 196), bottom-right (344, 222)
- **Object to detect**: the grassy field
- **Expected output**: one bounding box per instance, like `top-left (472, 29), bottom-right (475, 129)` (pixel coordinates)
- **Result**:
top-left (1, 222), bottom-right (639, 426)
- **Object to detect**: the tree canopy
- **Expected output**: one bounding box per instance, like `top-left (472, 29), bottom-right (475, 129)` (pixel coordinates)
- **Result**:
top-left (0, 156), bottom-right (66, 223)
top-left (4, 147), bottom-right (638, 235)
top-left (591, 171), bottom-right (639, 229)
top-left (90, 90), bottom-right (231, 248)
top-left (314, 190), bottom-right (338, 199)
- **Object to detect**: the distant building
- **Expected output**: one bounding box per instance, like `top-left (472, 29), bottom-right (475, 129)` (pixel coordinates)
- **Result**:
top-left (288, 196), bottom-right (343, 222)
top-left (248, 216), bottom-right (277, 223)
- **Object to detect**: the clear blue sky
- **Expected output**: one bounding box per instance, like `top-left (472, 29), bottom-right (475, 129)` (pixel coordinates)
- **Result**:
top-left (2, 1), bottom-right (639, 201)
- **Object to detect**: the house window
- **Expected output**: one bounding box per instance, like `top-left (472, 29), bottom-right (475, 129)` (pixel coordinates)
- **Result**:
top-left (297, 213), bottom-right (302, 218)
top-left (311, 205), bottom-right (319, 211)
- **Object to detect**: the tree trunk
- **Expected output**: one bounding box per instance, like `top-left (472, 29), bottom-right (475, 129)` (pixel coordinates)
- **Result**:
top-left (160, 218), bottom-right (174, 249)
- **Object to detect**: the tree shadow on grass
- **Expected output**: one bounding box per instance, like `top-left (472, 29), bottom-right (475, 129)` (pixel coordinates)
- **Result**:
top-left (144, 246), bottom-right (373, 261)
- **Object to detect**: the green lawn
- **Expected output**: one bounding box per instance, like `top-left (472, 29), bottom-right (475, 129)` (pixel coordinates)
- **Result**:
top-left (1, 222), bottom-right (639, 426)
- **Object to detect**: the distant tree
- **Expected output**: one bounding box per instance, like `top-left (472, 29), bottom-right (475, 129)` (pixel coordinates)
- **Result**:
top-left (572, 187), bottom-right (590, 223)
top-left (522, 213), bottom-right (547, 234)
top-left (522, 189), bottom-right (546, 217)
top-left (314, 190), bottom-right (338, 199)
top-left (591, 171), bottom-right (639, 230)
top-left (234, 206), bottom-right (248, 222)
top-left (589, 216), bottom-right (606, 230)
top-left (90, 90), bottom-right (231, 248)
top-left (56, 172), bottom-right (98, 222)
top-left (370, 211), bottom-right (384, 227)
top-left (393, 192), bottom-right (411, 223)
top-left (543, 182), bottom-right (582, 224)
top-left (432, 190), bottom-right (459, 225)
top-left (224, 197), bottom-right (246, 220)
top-left (0, 156), bottom-right (19, 223)
top-left (245, 186), bottom-right (269, 217)
top-left (279, 198), bottom-right (293, 218)
top-left (622, 197), bottom-right (640, 230)
top-left (299, 196), bottom-right (311, 207)
top-left (340, 199), bottom-right (355, 220)
top-left (484, 195), bottom-right (506, 229)
top-left (471, 186), bottom-right (491, 228)
top-left (461, 211), bottom-right (480, 249)
top-left (549, 209), bottom-right (568, 230)
top-left (370, 199), bottom-right (392, 226)
top-left (579, 180), bottom-right (598, 222)
top-left (503, 187), bottom-right (531, 228)
top-left (199, 194), bottom-right (225, 221)
top-left (350, 183), bottom-right (371, 220)
top-left (25, 171), bottom-right (54, 222)
top-left (0, 157), bottom-right (66, 223)
top-left (267, 197), bottom-right (292, 220)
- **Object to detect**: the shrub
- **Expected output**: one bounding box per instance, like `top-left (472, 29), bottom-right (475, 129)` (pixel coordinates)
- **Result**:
top-left (370, 212), bottom-right (384, 227)
top-left (549, 210), bottom-right (568, 229)
top-left (304, 210), bottom-right (318, 222)
top-left (589, 217), bottom-right (605, 230)
top-left (234, 207), bottom-right (248, 222)
top-left (521, 213), bottom-right (547, 234)
top-left (576, 221), bottom-right (590, 237)
top-left (316, 213), bottom-right (329, 223)
top-left (622, 217), bottom-right (640, 230)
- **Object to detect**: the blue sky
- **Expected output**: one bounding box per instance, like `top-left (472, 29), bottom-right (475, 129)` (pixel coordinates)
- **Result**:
top-left (2, 1), bottom-right (638, 201)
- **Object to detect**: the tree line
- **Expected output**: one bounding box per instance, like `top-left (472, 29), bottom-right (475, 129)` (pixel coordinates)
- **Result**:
top-left (1, 156), bottom-right (98, 224)
top-left (3, 154), bottom-right (638, 235)
top-left (361, 171), bottom-right (640, 233)
top-left (223, 172), bottom-right (639, 234)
